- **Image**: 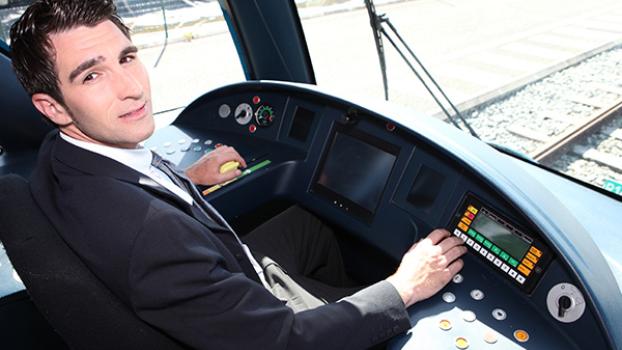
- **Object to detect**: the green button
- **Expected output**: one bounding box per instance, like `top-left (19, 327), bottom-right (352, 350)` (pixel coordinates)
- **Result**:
top-left (483, 240), bottom-right (493, 249)
top-left (499, 251), bottom-right (510, 261)
top-left (508, 257), bottom-right (519, 267)
top-left (475, 234), bottom-right (485, 243)
top-left (491, 246), bottom-right (501, 255)
top-left (467, 229), bottom-right (477, 238)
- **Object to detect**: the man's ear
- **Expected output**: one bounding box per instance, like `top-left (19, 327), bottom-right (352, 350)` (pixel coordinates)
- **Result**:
top-left (31, 93), bottom-right (73, 126)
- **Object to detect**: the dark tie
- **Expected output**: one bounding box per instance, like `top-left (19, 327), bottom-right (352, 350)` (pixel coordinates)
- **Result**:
top-left (150, 152), bottom-right (235, 235)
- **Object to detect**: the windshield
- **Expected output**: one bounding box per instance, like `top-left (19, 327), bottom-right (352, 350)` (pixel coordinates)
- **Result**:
top-left (1, 0), bottom-right (620, 194)
top-left (295, 0), bottom-right (622, 197)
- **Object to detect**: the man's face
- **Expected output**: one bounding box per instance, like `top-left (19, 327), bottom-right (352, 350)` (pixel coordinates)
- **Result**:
top-left (42, 20), bottom-right (154, 148)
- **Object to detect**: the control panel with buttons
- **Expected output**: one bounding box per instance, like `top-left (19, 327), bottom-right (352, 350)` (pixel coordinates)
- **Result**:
top-left (449, 194), bottom-right (552, 293)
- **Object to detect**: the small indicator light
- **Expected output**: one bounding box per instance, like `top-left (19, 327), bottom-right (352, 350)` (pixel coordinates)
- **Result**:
top-left (439, 319), bottom-right (452, 331)
top-left (249, 124), bottom-right (257, 133)
top-left (455, 337), bottom-right (469, 349)
top-left (386, 122), bottom-right (396, 132)
top-left (252, 96), bottom-right (261, 104)
top-left (513, 329), bottom-right (529, 343)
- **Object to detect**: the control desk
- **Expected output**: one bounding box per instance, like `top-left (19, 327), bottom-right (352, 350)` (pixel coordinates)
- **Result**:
top-left (140, 81), bottom-right (616, 349)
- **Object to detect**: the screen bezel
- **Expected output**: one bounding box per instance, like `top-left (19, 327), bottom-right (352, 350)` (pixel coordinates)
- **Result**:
top-left (310, 123), bottom-right (400, 222)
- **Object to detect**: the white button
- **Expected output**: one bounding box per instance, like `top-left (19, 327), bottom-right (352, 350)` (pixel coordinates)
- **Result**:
top-left (516, 275), bottom-right (526, 284)
top-left (193, 146), bottom-right (202, 152)
top-left (204, 139), bottom-right (213, 145)
top-left (486, 252), bottom-right (495, 261)
top-left (492, 308), bottom-right (507, 321)
top-left (192, 138), bottom-right (200, 144)
top-left (452, 273), bottom-right (464, 284)
top-left (473, 243), bottom-right (481, 250)
top-left (460, 233), bottom-right (468, 242)
top-left (480, 248), bottom-right (488, 256)
top-left (462, 310), bottom-right (476, 322)
top-left (150, 147), bottom-right (158, 152)
top-left (470, 289), bottom-right (484, 301)
top-left (442, 292), bottom-right (456, 303)
top-left (178, 139), bottom-right (186, 144)
top-left (494, 258), bottom-right (502, 267)
top-left (181, 146), bottom-right (190, 152)
top-left (466, 238), bottom-right (474, 246)
top-left (509, 269), bottom-right (518, 278)
top-left (163, 142), bottom-right (172, 148)
top-left (501, 263), bottom-right (510, 272)
top-left (454, 229), bottom-right (462, 237)
top-left (166, 149), bottom-right (176, 155)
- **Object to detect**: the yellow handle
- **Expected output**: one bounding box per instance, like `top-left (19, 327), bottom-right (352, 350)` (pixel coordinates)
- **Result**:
top-left (219, 161), bottom-right (240, 174)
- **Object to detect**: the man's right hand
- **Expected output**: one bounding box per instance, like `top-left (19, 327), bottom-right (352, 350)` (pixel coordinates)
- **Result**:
top-left (386, 229), bottom-right (467, 308)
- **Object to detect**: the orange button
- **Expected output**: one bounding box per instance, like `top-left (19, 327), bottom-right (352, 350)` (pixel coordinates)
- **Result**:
top-left (526, 252), bottom-right (539, 264)
top-left (514, 329), bottom-right (529, 343)
top-left (529, 246), bottom-right (542, 257)
top-left (522, 258), bottom-right (535, 269)
top-left (467, 205), bottom-right (478, 215)
top-left (461, 217), bottom-right (472, 225)
top-left (458, 222), bottom-right (469, 232)
top-left (517, 264), bottom-right (532, 276)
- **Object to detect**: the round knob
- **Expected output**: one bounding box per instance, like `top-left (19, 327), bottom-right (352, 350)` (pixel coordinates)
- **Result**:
top-left (558, 295), bottom-right (572, 317)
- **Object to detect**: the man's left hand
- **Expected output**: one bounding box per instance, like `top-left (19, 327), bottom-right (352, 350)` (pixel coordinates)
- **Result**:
top-left (185, 146), bottom-right (247, 185)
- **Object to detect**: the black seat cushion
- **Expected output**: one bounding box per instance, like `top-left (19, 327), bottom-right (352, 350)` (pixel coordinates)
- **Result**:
top-left (0, 174), bottom-right (184, 349)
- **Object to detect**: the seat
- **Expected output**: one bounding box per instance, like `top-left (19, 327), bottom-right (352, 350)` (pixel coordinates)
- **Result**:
top-left (0, 174), bottom-right (185, 350)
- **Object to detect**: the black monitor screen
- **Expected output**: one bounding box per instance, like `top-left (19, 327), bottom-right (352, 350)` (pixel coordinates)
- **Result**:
top-left (314, 129), bottom-right (398, 219)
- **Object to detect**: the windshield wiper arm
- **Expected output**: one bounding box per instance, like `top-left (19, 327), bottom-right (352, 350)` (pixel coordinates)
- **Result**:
top-left (363, 0), bottom-right (479, 139)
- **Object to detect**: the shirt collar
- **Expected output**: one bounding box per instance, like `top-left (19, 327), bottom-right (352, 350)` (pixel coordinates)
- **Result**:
top-left (59, 132), bottom-right (153, 176)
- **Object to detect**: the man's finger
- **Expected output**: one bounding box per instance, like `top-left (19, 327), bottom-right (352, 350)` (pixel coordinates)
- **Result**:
top-left (443, 245), bottom-right (468, 265)
top-left (438, 236), bottom-right (464, 254)
top-left (426, 228), bottom-right (451, 245)
top-left (446, 258), bottom-right (464, 276)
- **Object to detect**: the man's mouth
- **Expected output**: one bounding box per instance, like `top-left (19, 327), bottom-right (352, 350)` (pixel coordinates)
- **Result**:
top-left (119, 102), bottom-right (147, 119)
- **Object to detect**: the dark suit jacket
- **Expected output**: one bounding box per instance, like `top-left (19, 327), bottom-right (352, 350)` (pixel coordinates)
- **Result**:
top-left (30, 131), bottom-right (411, 349)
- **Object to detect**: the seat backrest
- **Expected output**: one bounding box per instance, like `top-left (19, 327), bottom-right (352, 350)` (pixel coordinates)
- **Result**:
top-left (0, 174), bottom-right (185, 350)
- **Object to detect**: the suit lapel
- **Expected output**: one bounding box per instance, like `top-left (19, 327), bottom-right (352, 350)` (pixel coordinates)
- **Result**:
top-left (53, 133), bottom-right (230, 233)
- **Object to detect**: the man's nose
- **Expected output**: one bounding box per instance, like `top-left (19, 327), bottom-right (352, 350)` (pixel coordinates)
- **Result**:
top-left (115, 69), bottom-right (143, 100)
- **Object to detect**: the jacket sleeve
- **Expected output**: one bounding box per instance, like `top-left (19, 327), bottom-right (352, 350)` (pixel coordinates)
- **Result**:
top-left (128, 206), bottom-right (411, 350)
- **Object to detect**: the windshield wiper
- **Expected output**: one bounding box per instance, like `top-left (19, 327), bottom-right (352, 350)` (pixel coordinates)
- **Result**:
top-left (363, 0), bottom-right (479, 139)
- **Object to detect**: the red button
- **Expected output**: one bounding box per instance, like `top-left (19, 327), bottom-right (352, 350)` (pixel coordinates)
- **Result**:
top-left (249, 124), bottom-right (257, 133)
top-left (252, 96), bottom-right (261, 104)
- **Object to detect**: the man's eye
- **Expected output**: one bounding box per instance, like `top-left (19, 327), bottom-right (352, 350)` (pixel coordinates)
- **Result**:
top-left (120, 55), bottom-right (135, 64)
top-left (83, 72), bottom-right (98, 83)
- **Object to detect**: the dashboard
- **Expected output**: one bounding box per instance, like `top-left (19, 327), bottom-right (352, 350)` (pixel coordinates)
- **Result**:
top-left (140, 81), bottom-right (615, 349)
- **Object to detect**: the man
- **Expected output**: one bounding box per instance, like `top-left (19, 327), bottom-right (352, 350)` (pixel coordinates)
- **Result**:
top-left (9, 0), bottom-right (466, 349)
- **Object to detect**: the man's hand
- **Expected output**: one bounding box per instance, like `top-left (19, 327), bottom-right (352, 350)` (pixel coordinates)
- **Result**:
top-left (386, 229), bottom-right (466, 308)
top-left (185, 146), bottom-right (247, 185)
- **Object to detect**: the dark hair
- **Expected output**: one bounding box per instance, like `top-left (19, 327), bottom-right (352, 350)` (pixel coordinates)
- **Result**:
top-left (9, 0), bottom-right (130, 106)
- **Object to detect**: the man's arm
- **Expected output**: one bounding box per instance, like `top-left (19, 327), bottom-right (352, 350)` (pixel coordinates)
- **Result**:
top-left (128, 207), bottom-right (411, 350)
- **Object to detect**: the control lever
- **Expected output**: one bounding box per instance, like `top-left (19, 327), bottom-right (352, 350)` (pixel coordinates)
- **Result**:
top-left (558, 295), bottom-right (572, 317)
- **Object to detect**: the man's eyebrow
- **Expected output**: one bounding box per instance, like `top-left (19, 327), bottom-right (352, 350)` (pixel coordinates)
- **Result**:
top-left (120, 45), bottom-right (138, 59)
top-left (68, 56), bottom-right (105, 83)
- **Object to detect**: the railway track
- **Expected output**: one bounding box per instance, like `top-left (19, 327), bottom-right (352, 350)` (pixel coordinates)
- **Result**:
top-left (464, 46), bottom-right (622, 191)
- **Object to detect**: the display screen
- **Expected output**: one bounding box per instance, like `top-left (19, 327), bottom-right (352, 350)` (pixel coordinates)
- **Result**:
top-left (471, 210), bottom-right (531, 259)
top-left (315, 131), bottom-right (397, 214)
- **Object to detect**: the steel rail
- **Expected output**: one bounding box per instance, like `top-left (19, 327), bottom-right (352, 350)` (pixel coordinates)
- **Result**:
top-left (532, 97), bottom-right (622, 163)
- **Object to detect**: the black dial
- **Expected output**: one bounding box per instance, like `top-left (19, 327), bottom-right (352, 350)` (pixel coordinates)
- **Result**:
top-left (255, 105), bottom-right (275, 127)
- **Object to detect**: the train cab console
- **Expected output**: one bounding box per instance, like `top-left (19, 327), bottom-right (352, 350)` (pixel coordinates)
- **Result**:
top-left (1, 77), bottom-right (620, 349)
top-left (139, 80), bottom-right (620, 350)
